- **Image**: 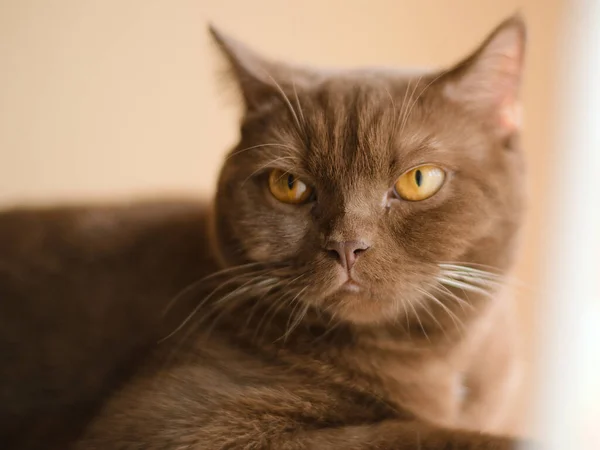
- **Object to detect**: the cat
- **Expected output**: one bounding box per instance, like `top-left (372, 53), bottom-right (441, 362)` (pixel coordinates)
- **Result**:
top-left (0, 15), bottom-right (527, 450)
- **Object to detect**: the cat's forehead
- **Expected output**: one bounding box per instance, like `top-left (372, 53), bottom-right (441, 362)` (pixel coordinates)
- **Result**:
top-left (295, 73), bottom-right (441, 182)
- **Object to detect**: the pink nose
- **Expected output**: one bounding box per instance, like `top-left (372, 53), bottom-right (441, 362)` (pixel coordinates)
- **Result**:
top-left (324, 240), bottom-right (371, 271)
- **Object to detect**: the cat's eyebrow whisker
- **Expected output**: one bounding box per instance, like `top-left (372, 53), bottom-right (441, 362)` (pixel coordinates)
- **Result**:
top-left (398, 76), bottom-right (419, 136)
top-left (382, 85), bottom-right (399, 142)
top-left (261, 70), bottom-right (304, 137)
top-left (226, 143), bottom-right (301, 161)
top-left (241, 155), bottom-right (301, 186)
top-left (399, 70), bottom-right (450, 135)
top-left (292, 81), bottom-right (307, 131)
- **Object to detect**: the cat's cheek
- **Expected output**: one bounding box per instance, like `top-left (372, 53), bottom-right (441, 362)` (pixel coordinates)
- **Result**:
top-left (242, 216), bottom-right (311, 263)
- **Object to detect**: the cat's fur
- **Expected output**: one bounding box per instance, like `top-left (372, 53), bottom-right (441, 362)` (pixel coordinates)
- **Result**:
top-left (0, 16), bottom-right (527, 449)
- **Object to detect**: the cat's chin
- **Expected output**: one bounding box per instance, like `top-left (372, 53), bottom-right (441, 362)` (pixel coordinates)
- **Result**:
top-left (339, 280), bottom-right (362, 294)
top-left (323, 289), bottom-right (401, 325)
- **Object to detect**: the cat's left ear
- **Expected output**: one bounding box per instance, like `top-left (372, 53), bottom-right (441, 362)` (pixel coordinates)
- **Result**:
top-left (209, 25), bottom-right (308, 114)
top-left (442, 15), bottom-right (526, 137)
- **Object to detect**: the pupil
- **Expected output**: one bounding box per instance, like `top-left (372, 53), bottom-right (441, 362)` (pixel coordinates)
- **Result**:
top-left (287, 174), bottom-right (295, 190)
top-left (415, 170), bottom-right (423, 187)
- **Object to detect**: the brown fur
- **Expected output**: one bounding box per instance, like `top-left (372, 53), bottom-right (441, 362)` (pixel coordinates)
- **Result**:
top-left (1, 16), bottom-right (527, 449)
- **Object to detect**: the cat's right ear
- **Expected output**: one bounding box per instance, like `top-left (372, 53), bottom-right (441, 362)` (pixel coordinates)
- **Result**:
top-left (440, 15), bottom-right (527, 138)
top-left (209, 25), bottom-right (299, 113)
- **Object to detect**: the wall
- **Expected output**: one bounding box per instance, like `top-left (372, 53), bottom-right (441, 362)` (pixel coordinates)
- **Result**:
top-left (0, 0), bottom-right (565, 435)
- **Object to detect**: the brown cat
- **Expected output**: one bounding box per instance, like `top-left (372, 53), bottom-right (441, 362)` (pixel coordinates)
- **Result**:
top-left (0, 15), bottom-right (527, 449)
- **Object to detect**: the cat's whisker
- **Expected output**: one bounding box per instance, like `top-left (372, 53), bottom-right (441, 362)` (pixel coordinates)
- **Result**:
top-left (181, 273), bottom-right (280, 344)
top-left (438, 264), bottom-right (505, 280)
top-left (437, 263), bottom-right (506, 286)
top-left (402, 299), bottom-right (412, 340)
top-left (438, 262), bottom-right (502, 273)
top-left (310, 316), bottom-right (344, 346)
top-left (441, 274), bottom-right (503, 295)
top-left (438, 262), bottom-right (536, 293)
top-left (405, 297), bottom-right (430, 342)
top-left (439, 269), bottom-right (504, 291)
top-left (161, 262), bottom-right (265, 316)
top-left (439, 260), bottom-right (503, 270)
top-left (428, 282), bottom-right (474, 312)
top-left (264, 273), bottom-right (313, 342)
top-left (243, 281), bottom-right (283, 333)
top-left (254, 290), bottom-right (295, 343)
top-left (415, 288), bottom-right (449, 339)
top-left (155, 271), bottom-right (277, 375)
top-left (436, 276), bottom-right (495, 298)
top-left (159, 269), bottom-right (272, 343)
top-left (418, 287), bottom-right (464, 336)
top-left (279, 285), bottom-right (311, 343)
top-left (251, 273), bottom-right (306, 342)
top-left (201, 277), bottom-right (279, 342)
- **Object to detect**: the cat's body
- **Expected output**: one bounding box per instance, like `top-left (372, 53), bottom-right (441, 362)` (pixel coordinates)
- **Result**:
top-left (0, 200), bottom-right (519, 449)
top-left (0, 201), bottom-right (214, 448)
top-left (1, 16), bottom-right (528, 450)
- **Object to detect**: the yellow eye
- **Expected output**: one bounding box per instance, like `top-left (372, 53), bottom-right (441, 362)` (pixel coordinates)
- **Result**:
top-left (394, 164), bottom-right (446, 201)
top-left (268, 169), bottom-right (314, 204)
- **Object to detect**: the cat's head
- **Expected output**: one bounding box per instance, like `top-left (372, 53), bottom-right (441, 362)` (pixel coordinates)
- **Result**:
top-left (210, 17), bottom-right (526, 326)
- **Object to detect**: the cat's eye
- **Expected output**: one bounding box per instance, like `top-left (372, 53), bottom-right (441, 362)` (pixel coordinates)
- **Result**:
top-left (268, 169), bottom-right (314, 204)
top-left (394, 164), bottom-right (446, 201)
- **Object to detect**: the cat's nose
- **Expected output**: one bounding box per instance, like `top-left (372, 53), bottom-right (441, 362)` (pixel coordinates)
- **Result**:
top-left (324, 240), bottom-right (371, 271)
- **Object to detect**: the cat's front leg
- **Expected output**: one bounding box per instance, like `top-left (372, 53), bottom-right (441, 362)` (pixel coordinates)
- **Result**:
top-left (274, 420), bottom-right (516, 450)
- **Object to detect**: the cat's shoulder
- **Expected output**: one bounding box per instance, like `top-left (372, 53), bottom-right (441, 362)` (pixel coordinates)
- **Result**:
top-left (0, 198), bottom-right (211, 255)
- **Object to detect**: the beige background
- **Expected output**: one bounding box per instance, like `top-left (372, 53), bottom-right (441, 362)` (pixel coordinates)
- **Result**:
top-left (0, 0), bottom-right (565, 435)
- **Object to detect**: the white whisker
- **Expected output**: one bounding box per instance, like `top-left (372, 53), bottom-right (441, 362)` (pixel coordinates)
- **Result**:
top-left (241, 156), bottom-right (299, 186)
top-left (280, 285), bottom-right (311, 343)
top-left (226, 143), bottom-right (301, 161)
top-left (418, 287), bottom-right (464, 335)
top-left (158, 270), bottom-right (272, 343)
top-left (429, 282), bottom-right (474, 312)
top-left (437, 277), bottom-right (494, 297)
top-left (262, 71), bottom-right (303, 135)
top-left (399, 71), bottom-right (449, 135)
top-left (405, 298), bottom-right (430, 342)
top-left (161, 263), bottom-right (264, 316)
top-left (415, 288), bottom-right (449, 338)
top-left (292, 81), bottom-right (306, 131)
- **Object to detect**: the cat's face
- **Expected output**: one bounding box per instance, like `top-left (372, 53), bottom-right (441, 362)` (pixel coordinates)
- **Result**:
top-left (212, 18), bottom-right (526, 325)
